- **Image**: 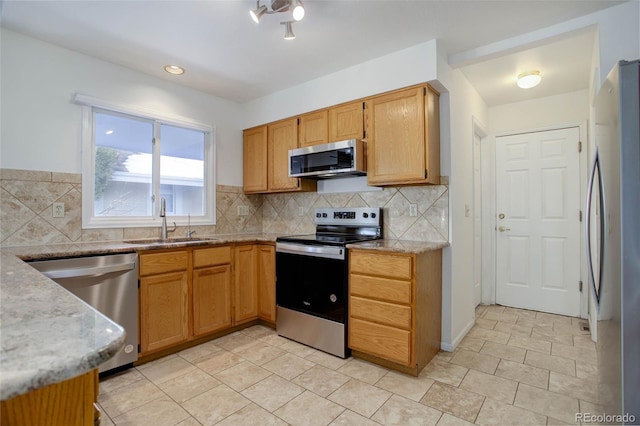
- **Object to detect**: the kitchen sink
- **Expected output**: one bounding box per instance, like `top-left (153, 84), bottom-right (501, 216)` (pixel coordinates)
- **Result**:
top-left (123, 237), bottom-right (217, 245)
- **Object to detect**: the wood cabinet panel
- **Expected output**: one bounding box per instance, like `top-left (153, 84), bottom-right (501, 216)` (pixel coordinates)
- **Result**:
top-left (193, 246), bottom-right (232, 268)
top-left (193, 265), bottom-right (232, 336)
top-left (268, 118), bottom-right (300, 191)
top-left (234, 245), bottom-right (259, 323)
top-left (349, 317), bottom-right (411, 365)
top-left (257, 244), bottom-right (276, 322)
top-left (243, 125), bottom-right (268, 193)
top-left (350, 251), bottom-right (412, 280)
top-left (299, 110), bottom-right (328, 147)
top-left (140, 251), bottom-right (188, 276)
top-left (329, 102), bottom-right (364, 141)
top-left (350, 274), bottom-right (411, 304)
top-left (140, 271), bottom-right (189, 353)
top-left (350, 296), bottom-right (411, 329)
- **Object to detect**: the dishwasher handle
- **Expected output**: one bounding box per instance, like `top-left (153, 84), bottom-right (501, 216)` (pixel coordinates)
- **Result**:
top-left (40, 262), bottom-right (136, 279)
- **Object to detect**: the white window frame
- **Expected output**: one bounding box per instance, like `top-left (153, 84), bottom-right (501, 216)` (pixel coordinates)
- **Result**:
top-left (76, 94), bottom-right (216, 229)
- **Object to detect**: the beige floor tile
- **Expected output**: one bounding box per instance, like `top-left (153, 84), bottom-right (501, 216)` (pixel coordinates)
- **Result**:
top-left (329, 409), bottom-right (381, 426)
top-left (175, 417), bottom-right (202, 426)
top-left (98, 379), bottom-right (165, 418)
top-left (214, 361), bottom-right (272, 391)
top-left (177, 342), bottom-right (222, 364)
top-left (328, 378), bottom-right (392, 417)
top-left (214, 331), bottom-right (260, 353)
top-left (420, 358), bottom-right (469, 387)
top-left (554, 322), bottom-right (589, 336)
top-left (552, 342), bottom-right (597, 365)
top-left (291, 365), bottom-right (350, 397)
top-left (575, 360), bottom-right (598, 381)
top-left (458, 336), bottom-right (486, 352)
top-left (467, 326), bottom-right (511, 344)
top-left (436, 413), bottom-right (475, 426)
top-left (459, 369), bottom-right (518, 404)
top-left (484, 311), bottom-right (519, 324)
top-left (194, 350), bottom-right (245, 375)
top-left (371, 394), bottom-right (442, 426)
top-left (241, 374), bottom-right (304, 412)
top-left (279, 339), bottom-right (318, 357)
top-left (216, 403), bottom-right (288, 426)
top-left (258, 333), bottom-right (291, 347)
top-left (494, 322), bottom-right (533, 337)
top-left (475, 305), bottom-right (489, 316)
top-left (546, 416), bottom-right (574, 425)
top-left (475, 318), bottom-right (498, 329)
top-left (375, 369), bottom-right (435, 402)
top-left (274, 390), bottom-right (345, 426)
top-left (263, 352), bottom-right (316, 380)
top-left (475, 397), bottom-right (547, 425)
top-left (138, 356), bottom-right (197, 385)
top-left (99, 368), bottom-right (146, 394)
top-left (240, 325), bottom-right (277, 339)
top-left (156, 368), bottom-right (221, 403)
top-left (524, 351), bottom-right (575, 376)
top-left (548, 371), bottom-right (599, 404)
top-left (530, 328), bottom-right (574, 345)
top-left (305, 349), bottom-right (349, 370)
top-left (337, 358), bottom-right (389, 384)
top-left (508, 334), bottom-right (552, 354)
top-left (434, 350), bottom-right (455, 362)
top-left (95, 403), bottom-right (115, 426)
top-left (479, 341), bottom-right (526, 363)
top-left (516, 317), bottom-right (554, 330)
top-left (111, 396), bottom-right (191, 426)
top-left (494, 359), bottom-right (549, 389)
top-left (572, 335), bottom-right (596, 350)
top-left (514, 383), bottom-right (579, 424)
top-left (450, 349), bottom-right (500, 374)
top-left (484, 305), bottom-right (507, 314)
top-left (181, 384), bottom-right (251, 426)
top-left (235, 341), bottom-right (286, 365)
top-left (503, 307), bottom-right (538, 319)
top-left (420, 381), bottom-right (485, 422)
top-left (536, 312), bottom-right (573, 325)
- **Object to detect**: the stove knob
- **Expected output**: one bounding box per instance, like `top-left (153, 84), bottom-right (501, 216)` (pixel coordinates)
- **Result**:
top-left (371, 212), bottom-right (377, 218)
top-left (363, 212), bottom-right (369, 218)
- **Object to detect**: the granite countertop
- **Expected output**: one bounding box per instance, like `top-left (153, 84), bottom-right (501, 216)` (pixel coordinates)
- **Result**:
top-left (0, 232), bottom-right (444, 400)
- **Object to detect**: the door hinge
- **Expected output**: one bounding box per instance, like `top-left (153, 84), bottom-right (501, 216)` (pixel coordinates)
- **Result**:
top-left (579, 281), bottom-right (583, 292)
top-left (579, 210), bottom-right (583, 222)
top-left (578, 141), bottom-right (582, 153)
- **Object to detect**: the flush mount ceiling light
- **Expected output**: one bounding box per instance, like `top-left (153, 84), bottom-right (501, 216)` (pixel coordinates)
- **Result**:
top-left (517, 70), bottom-right (542, 89)
top-left (164, 65), bottom-right (185, 75)
top-left (250, 0), bottom-right (305, 39)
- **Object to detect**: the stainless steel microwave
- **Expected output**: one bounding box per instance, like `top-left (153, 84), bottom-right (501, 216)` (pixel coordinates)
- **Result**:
top-left (289, 139), bottom-right (366, 179)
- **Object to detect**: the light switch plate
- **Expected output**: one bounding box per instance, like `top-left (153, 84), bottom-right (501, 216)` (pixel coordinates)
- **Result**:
top-left (53, 202), bottom-right (65, 218)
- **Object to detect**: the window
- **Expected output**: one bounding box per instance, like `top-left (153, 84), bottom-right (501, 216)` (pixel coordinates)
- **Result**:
top-left (78, 94), bottom-right (215, 228)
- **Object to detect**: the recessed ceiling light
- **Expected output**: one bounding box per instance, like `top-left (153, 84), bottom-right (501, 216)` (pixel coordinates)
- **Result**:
top-left (517, 70), bottom-right (542, 89)
top-left (164, 65), bottom-right (185, 75)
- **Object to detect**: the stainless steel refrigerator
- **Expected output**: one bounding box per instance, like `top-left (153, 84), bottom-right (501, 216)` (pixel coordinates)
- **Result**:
top-left (587, 59), bottom-right (640, 422)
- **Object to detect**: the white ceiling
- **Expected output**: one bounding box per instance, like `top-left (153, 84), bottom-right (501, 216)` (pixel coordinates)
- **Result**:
top-left (0, 1), bottom-right (622, 105)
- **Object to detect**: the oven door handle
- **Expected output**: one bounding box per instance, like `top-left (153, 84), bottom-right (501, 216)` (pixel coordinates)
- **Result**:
top-left (276, 242), bottom-right (345, 260)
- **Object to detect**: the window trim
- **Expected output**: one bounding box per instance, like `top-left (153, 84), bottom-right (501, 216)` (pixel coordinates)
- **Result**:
top-left (76, 94), bottom-right (216, 229)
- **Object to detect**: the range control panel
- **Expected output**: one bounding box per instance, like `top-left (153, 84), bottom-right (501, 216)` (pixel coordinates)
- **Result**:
top-left (314, 207), bottom-right (381, 226)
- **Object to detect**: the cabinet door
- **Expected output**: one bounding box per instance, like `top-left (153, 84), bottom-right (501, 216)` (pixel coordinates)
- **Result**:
top-left (268, 118), bottom-right (300, 191)
top-left (329, 102), bottom-right (364, 141)
top-left (140, 271), bottom-right (189, 354)
top-left (298, 110), bottom-right (328, 147)
top-left (366, 87), bottom-right (426, 185)
top-left (243, 126), bottom-right (268, 193)
top-left (234, 245), bottom-right (259, 323)
top-left (257, 245), bottom-right (276, 322)
top-left (193, 265), bottom-right (232, 336)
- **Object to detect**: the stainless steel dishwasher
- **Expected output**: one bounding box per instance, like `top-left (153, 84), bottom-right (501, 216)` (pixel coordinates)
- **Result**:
top-left (29, 252), bottom-right (139, 373)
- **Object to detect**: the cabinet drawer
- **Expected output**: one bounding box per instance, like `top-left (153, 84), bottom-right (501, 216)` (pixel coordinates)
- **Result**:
top-left (350, 252), bottom-right (412, 280)
top-left (193, 246), bottom-right (231, 268)
top-left (349, 317), bottom-right (411, 365)
top-left (350, 296), bottom-right (411, 329)
top-left (350, 274), bottom-right (411, 304)
top-left (140, 251), bottom-right (188, 276)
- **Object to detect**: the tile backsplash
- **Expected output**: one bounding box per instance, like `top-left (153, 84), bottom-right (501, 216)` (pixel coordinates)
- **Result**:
top-left (0, 168), bottom-right (448, 246)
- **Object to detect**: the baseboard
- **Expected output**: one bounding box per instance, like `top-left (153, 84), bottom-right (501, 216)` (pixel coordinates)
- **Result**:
top-left (440, 317), bottom-right (475, 352)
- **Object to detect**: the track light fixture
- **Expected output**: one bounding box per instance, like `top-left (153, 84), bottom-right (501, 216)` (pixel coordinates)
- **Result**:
top-left (249, 0), bottom-right (305, 39)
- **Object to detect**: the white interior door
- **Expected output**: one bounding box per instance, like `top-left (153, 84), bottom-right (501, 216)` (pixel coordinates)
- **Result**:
top-left (496, 127), bottom-right (581, 316)
top-left (473, 133), bottom-right (482, 307)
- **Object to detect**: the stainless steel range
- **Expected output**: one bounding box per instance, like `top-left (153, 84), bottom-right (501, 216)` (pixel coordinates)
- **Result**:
top-left (275, 207), bottom-right (382, 358)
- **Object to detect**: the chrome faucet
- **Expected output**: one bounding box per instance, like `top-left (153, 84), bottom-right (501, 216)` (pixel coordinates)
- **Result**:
top-left (160, 197), bottom-right (176, 240)
top-left (186, 214), bottom-right (196, 239)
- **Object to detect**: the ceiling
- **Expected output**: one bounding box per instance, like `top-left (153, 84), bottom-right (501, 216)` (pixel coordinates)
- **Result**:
top-left (0, 1), bottom-right (622, 106)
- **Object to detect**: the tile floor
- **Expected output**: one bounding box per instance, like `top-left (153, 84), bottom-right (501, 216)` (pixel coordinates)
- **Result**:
top-left (97, 305), bottom-right (600, 425)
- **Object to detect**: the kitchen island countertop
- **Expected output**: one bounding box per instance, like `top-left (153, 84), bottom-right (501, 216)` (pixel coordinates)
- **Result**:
top-left (347, 238), bottom-right (448, 254)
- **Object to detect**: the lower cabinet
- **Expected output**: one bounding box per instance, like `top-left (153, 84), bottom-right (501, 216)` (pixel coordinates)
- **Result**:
top-left (257, 244), bottom-right (276, 322)
top-left (193, 246), bottom-right (233, 336)
top-left (234, 245), bottom-right (259, 323)
top-left (348, 248), bottom-right (442, 376)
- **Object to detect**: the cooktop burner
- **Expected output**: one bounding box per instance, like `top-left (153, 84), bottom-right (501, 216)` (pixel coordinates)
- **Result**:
top-left (276, 233), bottom-right (380, 246)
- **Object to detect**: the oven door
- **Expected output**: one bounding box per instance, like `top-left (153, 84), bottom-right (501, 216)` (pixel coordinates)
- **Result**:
top-left (275, 242), bottom-right (347, 323)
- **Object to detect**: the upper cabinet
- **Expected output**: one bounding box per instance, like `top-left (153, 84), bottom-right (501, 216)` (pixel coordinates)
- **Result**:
top-left (329, 101), bottom-right (365, 141)
top-left (298, 111), bottom-right (328, 147)
top-left (366, 85), bottom-right (440, 186)
top-left (243, 126), bottom-right (268, 193)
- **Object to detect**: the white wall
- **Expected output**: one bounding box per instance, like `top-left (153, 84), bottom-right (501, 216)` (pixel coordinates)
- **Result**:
top-left (0, 29), bottom-right (245, 186)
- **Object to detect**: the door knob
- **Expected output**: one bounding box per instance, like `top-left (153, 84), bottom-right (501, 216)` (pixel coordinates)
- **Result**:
top-left (498, 226), bottom-right (511, 232)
